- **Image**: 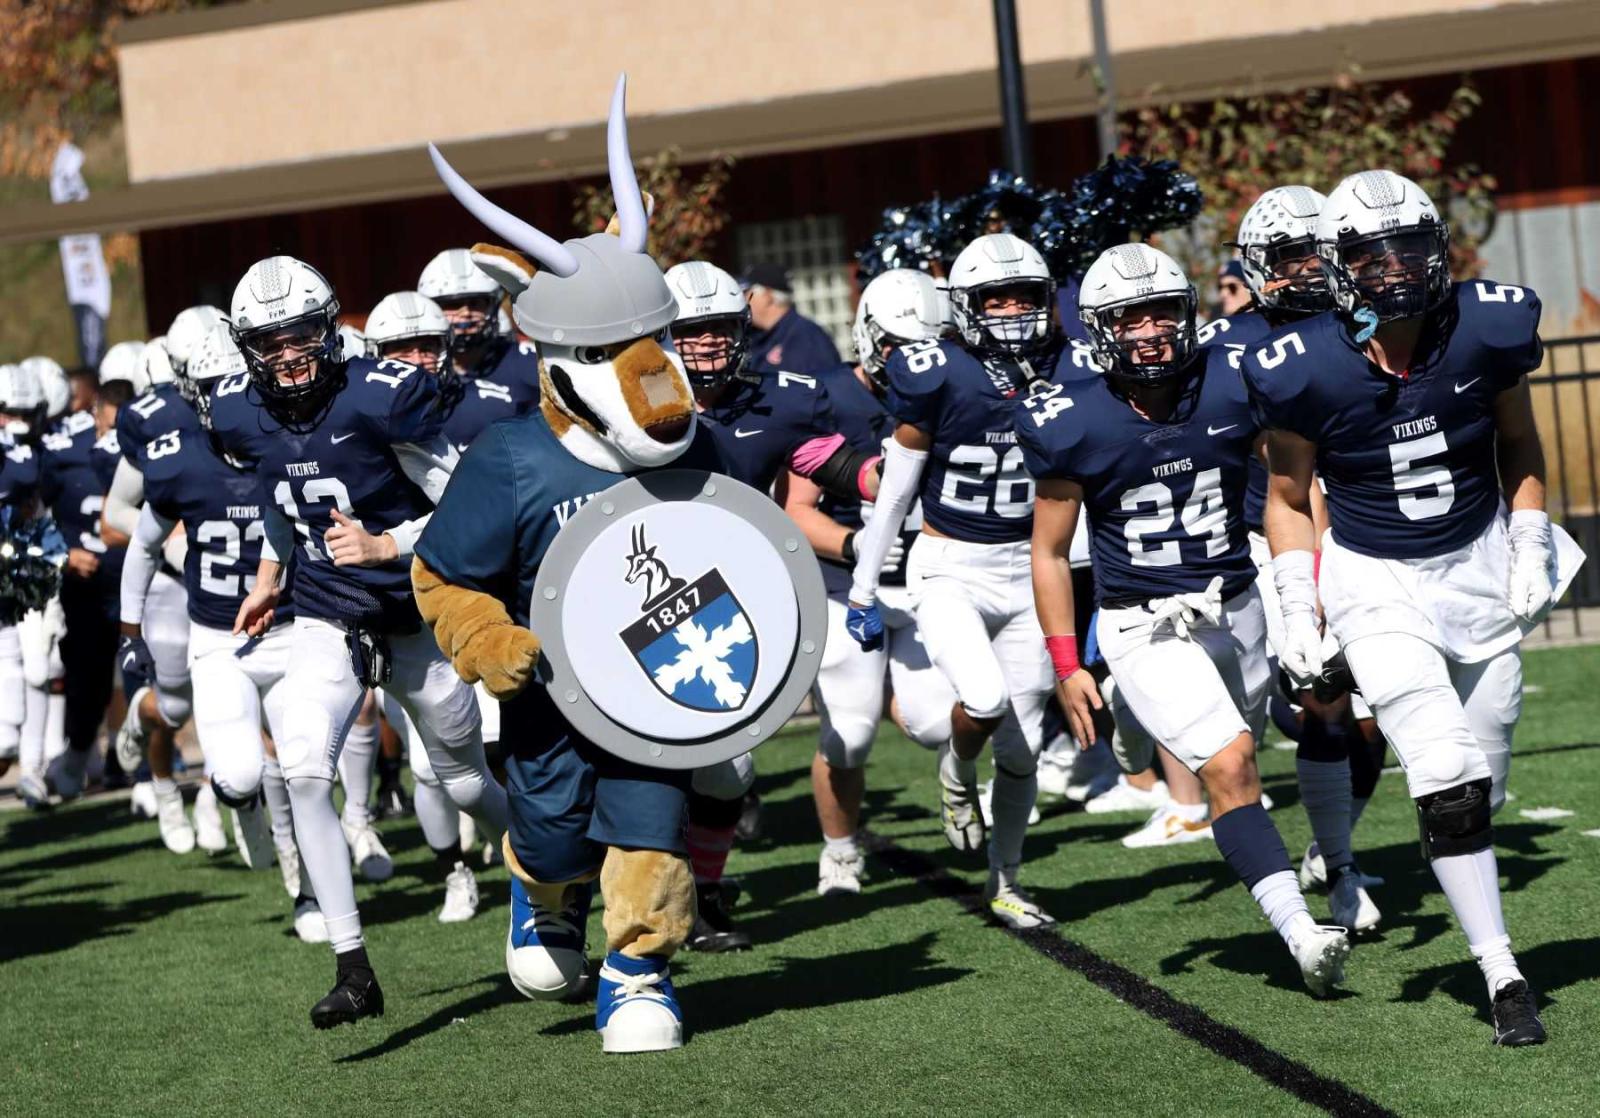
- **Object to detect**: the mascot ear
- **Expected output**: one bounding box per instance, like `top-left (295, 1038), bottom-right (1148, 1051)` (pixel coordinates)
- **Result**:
top-left (604, 191), bottom-right (655, 239)
top-left (469, 243), bottom-right (536, 298)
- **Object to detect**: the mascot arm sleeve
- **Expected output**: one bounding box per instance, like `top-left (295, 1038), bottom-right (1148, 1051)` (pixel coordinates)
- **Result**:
top-left (412, 555), bottom-right (539, 699)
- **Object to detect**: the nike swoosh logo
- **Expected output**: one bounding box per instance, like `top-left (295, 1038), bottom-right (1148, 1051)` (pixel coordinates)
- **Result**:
top-left (1207, 424), bottom-right (1237, 436)
top-left (734, 429), bottom-right (763, 438)
top-left (330, 432), bottom-right (356, 445)
top-left (1454, 378), bottom-right (1481, 394)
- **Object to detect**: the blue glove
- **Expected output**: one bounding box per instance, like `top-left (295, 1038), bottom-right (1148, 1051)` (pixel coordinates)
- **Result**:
top-left (846, 602), bottom-right (885, 652)
top-left (117, 634), bottom-right (156, 698)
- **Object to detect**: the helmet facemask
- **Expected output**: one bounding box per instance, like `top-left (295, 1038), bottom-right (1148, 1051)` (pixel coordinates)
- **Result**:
top-left (1085, 291), bottom-right (1199, 391)
top-left (1322, 222), bottom-right (1451, 325)
top-left (953, 277), bottom-right (1056, 359)
top-left (670, 311), bottom-right (752, 397)
top-left (1241, 236), bottom-right (1334, 316)
top-left (436, 293), bottom-right (501, 356)
top-left (233, 304), bottom-right (343, 424)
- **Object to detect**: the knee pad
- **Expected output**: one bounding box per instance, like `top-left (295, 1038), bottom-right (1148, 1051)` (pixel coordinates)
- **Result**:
top-left (1295, 716), bottom-right (1350, 763)
top-left (690, 755), bottom-right (754, 802)
top-left (210, 772), bottom-right (261, 809)
top-left (961, 693), bottom-right (1009, 723)
top-left (1415, 778), bottom-right (1492, 860)
top-left (438, 767), bottom-right (489, 813)
top-left (818, 714), bottom-right (876, 770)
top-left (155, 685), bottom-right (192, 729)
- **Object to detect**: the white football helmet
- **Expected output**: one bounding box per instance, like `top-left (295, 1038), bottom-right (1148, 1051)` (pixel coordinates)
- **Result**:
top-left (337, 323), bottom-right (370, 362)
top-left (947, 233), bottom-right (1056, 358)
top-left (0, 363), bottom-right (46, 438)
top-left (165, 305), bottom-right (230, 377)
top-left (230, 256), bottom-right (342, 417)
top-left (20, 356), bottom-right (69, 421)
top-left (99, 340), bottom-right (150, 396)
top-left (664, 261), bottom-right (751, 392)
top-left (186, 325), bottom-right (247, 430)
top-left (1234, 186), bottom-right (1332, 315)
top-left (1078, 243), bottom-right (1198, 385)
top-left (366, 291), bottom-right (449, 377)
top-left (853, 269), bottom-right (945, 387)
top-left (418, 248), bottom-right (502, 350)
top-left (1315, 170), bottom-right (1451, 323)
top-left (139, 336), bottom-right (176, 388)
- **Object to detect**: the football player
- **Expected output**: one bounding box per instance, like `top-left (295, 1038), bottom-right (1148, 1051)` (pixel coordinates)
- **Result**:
top-left (219, 255), bottom-right (507, 1028)
top-left (41, 342), bottom-right (145, 802)
top-left (0, 363), bottom-right (48, 804)
top-left (781, 269), bottom-right (956, 896)
top-left (1245, 170), bottom-right (1557, 1045)
top-left (844, 232), bottom-right (1066, 929)
top-left (418, 248), bottom-right (539, 410)
top-left (1024, 242), bottom-right (1352, 995)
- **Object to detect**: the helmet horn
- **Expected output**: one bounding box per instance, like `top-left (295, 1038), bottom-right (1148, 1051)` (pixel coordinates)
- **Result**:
top-left (607, 73), bottom-right (649, 255)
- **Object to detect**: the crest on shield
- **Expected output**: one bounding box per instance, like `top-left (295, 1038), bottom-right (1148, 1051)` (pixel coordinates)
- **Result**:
top-left (618, 523), bottom-right (759, 712)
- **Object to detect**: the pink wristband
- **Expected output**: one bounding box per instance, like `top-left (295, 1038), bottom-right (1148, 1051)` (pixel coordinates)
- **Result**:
top-left (857, 455), bottom-right (883, 501)
top-left (1044, 634), bottom-right (1080, 680)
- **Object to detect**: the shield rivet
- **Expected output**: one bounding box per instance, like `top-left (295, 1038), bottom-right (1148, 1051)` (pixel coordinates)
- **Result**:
top-left (746, 724), bottom-right (761, 737)
top-left (601, 501), bottom-right (615, 515)
top-left (784, 538), bottom-right (798, 552)
top-left (702, 482), bottom-right (717, 497)
top-left (564, 690), bottom-right (578, 703)
top-left (650, 744), bottom-right (662, 756)
top-left (801, 639), bottom-right (816, 654)
top-left (543, 587), bottom-right (557, 600)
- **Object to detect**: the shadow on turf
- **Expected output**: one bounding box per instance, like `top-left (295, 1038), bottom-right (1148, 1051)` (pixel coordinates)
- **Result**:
top-left (1159, 929), bottom-right (1360, 998)
top-left (2, 889), bottom-right (243, 964)
top-left (1392, 936), bottom-right (1600, 1018)
top-left (335, 974), bottom-right (523, 1064)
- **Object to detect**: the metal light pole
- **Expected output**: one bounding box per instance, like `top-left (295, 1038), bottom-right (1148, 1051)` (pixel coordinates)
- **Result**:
top-left (1089, 0), bottom-right (1118, 160)
top-left (992, 0), bottom-right (1033, 181)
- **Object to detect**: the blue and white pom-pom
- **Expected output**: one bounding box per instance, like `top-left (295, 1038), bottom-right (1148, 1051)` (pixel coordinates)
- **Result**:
top-left (0, 507), bottom-right (68, 625)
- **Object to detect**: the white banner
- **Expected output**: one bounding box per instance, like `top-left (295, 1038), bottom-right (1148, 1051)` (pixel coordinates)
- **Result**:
top-left (51, 142), bottom-right (112, 321)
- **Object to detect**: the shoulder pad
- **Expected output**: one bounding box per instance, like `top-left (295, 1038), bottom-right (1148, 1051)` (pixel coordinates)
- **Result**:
top-left (770, 369), bottom-right (820, 391)
top-left (1458, 280), bottom-right (1542, 368)
top-left (885, 339), bottom-right (954, 395)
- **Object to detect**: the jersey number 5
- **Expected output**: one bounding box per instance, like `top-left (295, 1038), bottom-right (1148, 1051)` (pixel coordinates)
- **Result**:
top-left (1388, 432), bottom-right (1455, 520)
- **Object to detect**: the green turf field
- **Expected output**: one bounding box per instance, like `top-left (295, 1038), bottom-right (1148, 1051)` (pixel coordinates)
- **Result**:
top-left (3, 644), bottom-right (1597, 1117)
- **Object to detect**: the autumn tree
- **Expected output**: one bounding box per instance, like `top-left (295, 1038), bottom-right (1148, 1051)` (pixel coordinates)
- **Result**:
top-left (573, 148), bottom-right (735, 267)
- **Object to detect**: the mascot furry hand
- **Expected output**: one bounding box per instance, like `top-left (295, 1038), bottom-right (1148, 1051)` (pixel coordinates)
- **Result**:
top-left (412, 74), bottom-right (702, 1055)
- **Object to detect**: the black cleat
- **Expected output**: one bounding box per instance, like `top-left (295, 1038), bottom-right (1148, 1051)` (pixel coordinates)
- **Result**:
top-left (734, 790), bottom-right (763, 842)
top-left (373, 782), bottom-right (412, 821)
top-left (687, 882), bottom-right (751, 953)
top-left (311, 969), bottom-right (385, 1029)
top-left (1491, 980), bottom-right (1546, 1047)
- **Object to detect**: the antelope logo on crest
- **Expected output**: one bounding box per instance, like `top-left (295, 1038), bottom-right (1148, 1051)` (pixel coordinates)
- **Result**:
top-left (624, 523), bottom-right (687, 610)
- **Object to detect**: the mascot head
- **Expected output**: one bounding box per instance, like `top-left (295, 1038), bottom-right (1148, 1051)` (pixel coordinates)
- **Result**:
top-left (428, 75), bottom-right (695, 473)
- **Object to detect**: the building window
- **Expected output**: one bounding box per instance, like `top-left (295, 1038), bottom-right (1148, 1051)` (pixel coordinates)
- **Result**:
top-left (736, 215), bottom-right (853, 356)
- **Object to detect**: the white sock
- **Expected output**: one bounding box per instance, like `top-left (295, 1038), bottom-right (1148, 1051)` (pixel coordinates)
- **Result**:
top-left (413, 779), bottom-right (461, 852)
top-left (987, 767), bottom-right (1037, 872)
top-left (44, 691), bottom-right (65, 762)
top-left (824, 833), bottom-right (859, 858)
top-left (262, 757), bottom-right (295, 849)
top-left (151, 775), bottom-right (178, 798)
top-left (20, 685), bottom-right (46, 774)
top-left (1250, 869), bottom-right (1316, 948)
top-left (337, 716), bottom-right (379, 832)
top-left (1170, 800), bottom-right (1208, 823)
top-left (939, 742), bottom-right (977, 788)
top-left (1431, 848), bottom-right (1522, 996)
top-left (286, 775), bottom-right (362, 953)
top-left (1296, 759), bottom-right (1355, 874)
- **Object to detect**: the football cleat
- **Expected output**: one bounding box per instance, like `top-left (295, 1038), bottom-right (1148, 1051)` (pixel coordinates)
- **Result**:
top-left (817, 844), bottom-right (865, 897)
top-left (1084, 775), bottom-right (1169, 815)
top-left (735, 789), bottom-right (763, 842)
top-left (278, 844), bottom-right (302, 899)
top-left (507, 876), bottom-right (591, 1000)
top-left (1328, 867), bottom-right (1381, 934)
top-left (1490, 980), bottom-right (1546, 1047)
top-left (130, 780), bottom-right (158, 819)
top-left (193, 782), bottom-right (228, 855)
top-left (687, 882), bottom-right (751, 952)
top-left (114, 688), bottom-right (150, 772)
top-left (984, 871), bottom-right (1056, 930)
top-left (1121, 806), bottom-right (1213, 849)
top-left (1291, 925), bottom-right (1351, 997)
top-left (372, 781), bottom-right (411, 821)
top-left (17, 772), bottom-right (51, 811)
top-left (597, 952), bottom-right (683, 1054)
top-left (311, 968), bottom-right (384, 1029)
top-left (1299, 843), bottom-right (1386, 892)
top-left (293, 895), bottom-right (329, 944)
top-left (1035, 752), bottom-right (1074, 799)
top-left (46, 747), bottom-right (88, 801)
top-left (938, 762), bottom-right (987, 854)
top-left (231, 798), bottom-right (274, 870)
top-left (155, 785), bottom-right (196, 855)
top-left (439, 861), bottom-right (479, 924)
top-left (343, 821), bottom-right (394, 883)
top-left (976, 780), bottom-right (1041, 829)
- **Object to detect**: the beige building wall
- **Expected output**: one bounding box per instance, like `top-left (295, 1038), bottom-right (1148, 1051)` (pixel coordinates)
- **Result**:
top-left (118, 0), bottom-right (1587, 182)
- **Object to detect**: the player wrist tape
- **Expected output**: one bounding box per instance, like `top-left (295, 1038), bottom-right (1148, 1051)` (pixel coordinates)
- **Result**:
top-left (1508, 509), bottom-right (1552, 550)
top-left (1044, 634), bottom-right (1080, 680)
top-left (1272, 550), bottom-right (1318, 618)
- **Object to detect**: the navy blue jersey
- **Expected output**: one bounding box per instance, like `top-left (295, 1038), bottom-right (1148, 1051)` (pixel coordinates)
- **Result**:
top-left (748, 310), bottom-right (842, 378)
top-left (698, 370), bottom-right (837, 493)
top-left (471, 337), bottom-right (541, 413)
top-left (1199, 312), bottom-right (1273, 531)
top-left (209, 357), bottom-right (445, 630)
top-left (116, 384), bottom-right (200, 469)
top-left (1243, 281), bottom-right (1541, 560)
top-left (1019, 345), bottom-right (1260, 605)
top-left (885, 337), bottom-right (1073, 543)
top-left (140, 426), bottom-right (296, 631)
top-left (1, 437), bottom-right (41, 510)
top-left (440, 376), bottom-right (520, 455)
top-left (416, 412), bottom-right (727, 742)
top-left (40, 413), bottom-right (124, 616)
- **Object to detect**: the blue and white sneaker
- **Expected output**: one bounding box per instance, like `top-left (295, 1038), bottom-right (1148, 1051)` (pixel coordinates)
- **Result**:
top-left (506, 875), bottom-right (591, 1001)
top-left (596, 951), bottom-right (683, 1053)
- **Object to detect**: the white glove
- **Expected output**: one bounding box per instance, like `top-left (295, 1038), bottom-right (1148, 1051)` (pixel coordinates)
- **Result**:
top-left (1273, 550), bottom-right (1325, 685)
top-left (1147, 575), bottom-right (1224, 640)
top-left (1507, 509), bottom-right (1556, 624)
top-left (880, 533), bottom-right (906, 576)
